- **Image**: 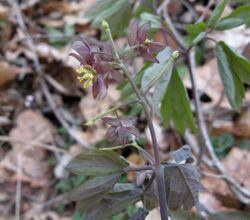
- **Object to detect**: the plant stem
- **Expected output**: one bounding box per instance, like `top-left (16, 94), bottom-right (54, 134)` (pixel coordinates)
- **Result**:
top-left (103, 22), bottom-right (168, 220)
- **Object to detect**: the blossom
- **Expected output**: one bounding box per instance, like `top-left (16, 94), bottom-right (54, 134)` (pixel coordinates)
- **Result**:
top-left (70, 39), bottom-right (123, 99)
top-left (128, 20), bottom-right (165, 63)
top-left (102, 116), bottom-right (140, 146)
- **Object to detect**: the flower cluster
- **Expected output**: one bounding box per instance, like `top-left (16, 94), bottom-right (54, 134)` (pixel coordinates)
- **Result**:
top-left (102, 116), bottom-right (140, 146)
top-left (128, 20), bottom-right (165, 63)
top-left (70, 38), bottom-right (123, 99)
top-left (70, 20), bottom-right (165, 100)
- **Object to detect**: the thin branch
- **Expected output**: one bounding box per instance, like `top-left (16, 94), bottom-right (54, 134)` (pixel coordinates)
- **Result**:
top-left (197, 0), bottom-right (214, 23)
top-left (0, 135), bottom-right (69, 154)
top-left (15, 153), bottom-right (22, 220)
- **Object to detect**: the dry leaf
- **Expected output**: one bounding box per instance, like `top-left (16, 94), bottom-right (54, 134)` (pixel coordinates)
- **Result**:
top-left (1, 110), bottom-right (56, 187)
top-left (0, 61), bottom-right (19, 87)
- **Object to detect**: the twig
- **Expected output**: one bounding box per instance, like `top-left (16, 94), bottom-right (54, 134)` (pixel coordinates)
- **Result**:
top-left (15, 153), bottom-right (23, 220)
top-left (0, 135), bottom-right (69, 154)
top-left (197, 0), bottom-right (214, 23)
top-left (158, 0), bottom-right (186, 50)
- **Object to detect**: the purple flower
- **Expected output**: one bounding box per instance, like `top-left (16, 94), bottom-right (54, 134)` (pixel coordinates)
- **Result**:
top-left (102, 116), bottom-right (140, 146)
top-left (70, 39), bottom-right (124, 99)
top-left (128, 20), bottom-right (165, 63)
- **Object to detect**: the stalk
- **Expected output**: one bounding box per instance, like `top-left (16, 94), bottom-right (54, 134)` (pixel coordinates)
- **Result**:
top-left (103, 20), bottom-right (168, 220)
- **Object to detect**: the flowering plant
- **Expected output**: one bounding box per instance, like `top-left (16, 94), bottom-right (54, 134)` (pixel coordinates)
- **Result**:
top-left (67, 1), bottom-right (250, 219)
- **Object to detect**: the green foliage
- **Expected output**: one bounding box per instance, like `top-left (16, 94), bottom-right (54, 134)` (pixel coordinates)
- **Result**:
top-left (212, 133), bottom-right (234, 159)
top-left (46, 25), bottom-right (74, 48)
top-left (208, 0), bottom-right (228, 28)
top-left (215, 4), bottom-right (250, 30)
top-left (140, 12), bottom-right (162, 29)
top-left (218, 41), bottom-right (250, 84)
top-left (161, 69), bottom-right (196, 134)
top-left (85, 0), bottom-right (132, 39)
top-left (216, 41), bottom-right (250, 110)
top-left (141, 47), bottom-right (174, 107)
top-left (0, 18), bottom-right (6, 28)
top-left (186, 22), bottom-right (207, 46)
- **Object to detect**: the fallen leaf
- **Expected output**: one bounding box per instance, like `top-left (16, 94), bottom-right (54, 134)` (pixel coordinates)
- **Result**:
top-left (1, 110), bottom-right (56, 187)
top-left (0, 61), bottom-right (19, 87)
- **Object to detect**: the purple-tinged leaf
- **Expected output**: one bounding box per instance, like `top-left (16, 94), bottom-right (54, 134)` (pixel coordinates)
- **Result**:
top-left (69, 173), bottom-right (120, 201)
top-left (163, 163), bottom-right (204, 211)
top-left (170, 145), bottom-right (193, 163)
top-left (85, 186), bottom-right (141, 220)
top-left (66, 150), bottom-right (128, 176)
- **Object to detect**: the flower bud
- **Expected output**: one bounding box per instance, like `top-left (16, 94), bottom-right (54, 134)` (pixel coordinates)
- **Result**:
top-left (171, 50), bottom-right (180, 59)
top-left (102, 20), bottom-right (110, 31)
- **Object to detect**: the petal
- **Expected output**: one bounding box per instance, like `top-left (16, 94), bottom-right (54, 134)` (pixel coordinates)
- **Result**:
top-left (96, 76), bottom-right (107, 99)
top-left (118, 127), bottom-right (128, 146)
top-left (126, 126), bottom-right (140, 137)
top-left (109, 69), bottom-right (124, 83)
top-left (102, 42), bottom-right (114, 61)
top-left (145, 42), bottom-right (165, 53)
top-left (137, 22), bottom-right (150, 43)
top-left (121, 117), bottom-right (137, 127)
top-left (69, 53), bottom-right (87, 65)
top-left (139, 47), bottom-right (158, 63)
top-left (106, 126), bottom-right (117, 141)
top-left (92, 80), bottom-right (100, 99)
top-left (71, 40), bottom-right (94, 65)
top-left (128, 20), bottom-right (139, 46)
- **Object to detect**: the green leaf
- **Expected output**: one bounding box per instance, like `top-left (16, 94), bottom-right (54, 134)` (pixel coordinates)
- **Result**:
top-left (163, 163), bottom-right (204, 211)
top-left (141, 47), bottom-right (173, 91)
top-left (219, 41), bottom-right (250, 84)
top-left (85, 186), bottom-right (141, 220)
top-left (140, 12), bottom-right (162, 29)
top-left (66, 150), bottom-right (128, 176)
top-left (208, 0), bottom-right (228, 28)
top-left (186, 22), bottom-right (207, 45)
top-left (161, 69), bottom-right (196, 134)
top-left (85, 0), bottom-right (132, 38)
top-left (69, 173), bottom-right (120, 201)
top-left (216, 42), bottom-right (245, 111)
top-left (215, 4), bottom-right (250, 30)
